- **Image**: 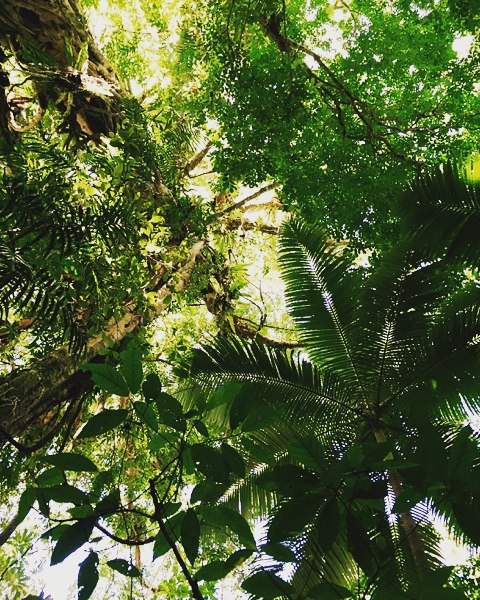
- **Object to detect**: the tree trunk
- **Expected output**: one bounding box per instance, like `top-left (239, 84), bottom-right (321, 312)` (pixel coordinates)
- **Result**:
top-left (0, 0), bottom-right (125, 135)
top-left (0, 241), bottom-right (205, 445)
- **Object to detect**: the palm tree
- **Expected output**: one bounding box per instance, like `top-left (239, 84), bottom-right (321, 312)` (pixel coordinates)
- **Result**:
top-left (183, 167), bottom-right (480, 599)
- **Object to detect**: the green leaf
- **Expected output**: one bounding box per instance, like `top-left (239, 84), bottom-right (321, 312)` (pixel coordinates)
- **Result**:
top-left (37, 467), bottom-right (65, 486)
top-left (269, 494), bottom-right (321, 542)
top-left (190, 480), bottom-right (226, 503)
top-left (78, 409), bottom-right (128, 438)
top-left (242, 402), bottom-right (277, 432)
top-left (51, 518), bottom-right (95, 565)
top-left (78, 552), bottom-right (99, 600)
top-left (18, 487), bottom-right (36, 523)
top-left (40, 453), bottom-right (98, 472)
top-left (190, 443), bottom-right (229, 483)
top-left (225, 549), bottom-right (253, 570)
top-left (193, 419), bottom-right (209, 437)
top-left (155, 392), bottom-right (186, 432)
top-left (392, 488), bottom-right (425, 514)
top-left (95, 490), bottom-right (121, 516)
top-left (196, 559), bottom-right (230, 582)
top-left (260, 542), bottom-right (296, 563)
top-left (257, 465), bottom-right (320, 497)
top-left (347, 513), bottom-right (376, 576)
top-left (447, 426), bottom-right (478, 483)
top-left (181, 508), bottom-right (200, 564)
top-left (241, 571), bottom-right (295, 599)
top-left (38, 484), bottom-right (89, 505)
top-left (148, 431), bottom-right (178, 451)
top-left (142, 373), bottom-right (162, 402)
top-left (200, 505), bottom-right (256, 550)
top-left (133, 401), bottom-right (158, 431)
top-left (68, 505), bottom-right (95, 519)
top-left (317, 498), bottom-right (340, 552)
top-left (306, 582), bottom-right (353, 599)
top-left (153, 513), bottom-right (184, 559)
top-left (42, 524), bottom-right (70, 541)
top-left (81, 363), bottom-right (129, 396)
top-left (107, 559), bottom-right (141, 578)
top-left (120, 342), bottom-right (143, 393)
top-left (221, 443), bottom-right (246, 478)
top-left (208, 382), bottom-right (243, 410)
top-left (289, 434), bottom-right (326, 471)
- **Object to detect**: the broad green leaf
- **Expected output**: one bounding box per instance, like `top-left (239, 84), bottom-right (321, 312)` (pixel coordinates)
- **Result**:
top-left (181, 508), bottom-right (200, 564)
top-left (347, 513), bottom-right (376, 576)
top-left (289, 434), bottom-right (326, 471)
top-left (183, 446), bottom-right (195, 475)
top-left (42, 524), bottom-right (70, 541)
top-left (148, 431), bottom-right (178, 451)
top-left (193, 419), bottom-right (209, 437)
top-left (40, 453), bottom-right (98, 472)
top-left (196, 560), bottom-right (230, 581)
top-left (447, 426), bottom-right (478, 483)
top-left (392, 488), bottom-right (425, 514)
top-left (242, 402), bottom-right (277, 432)
top-left (37, 467), bottom-right (65, 486)
top-left (51, 518), bottom-right (95, 565)
top-left (133, 401), bottom-right (158, 431)
top-left (190, 444), bottom-right (229, 483)
top-left (78, 552), bottom-right (99, 600)
top-left (155, 392), bottom-right (186, 432)
top-left (241, 571), bottom-right (295, 599)
top-left (81, 363), bottom-right (129, 396)
top-left (200, 505), bottom-right (256, 550)
top-left (208, 382), bottom-right (243, 410)
top-left (142, 373), bottom-right (162, 402)
top-left (68, 505), bottom-right (95, 519)
top-left (95, 490), bottom-right (121, 515)
top-left (225, 549), bottom-right (253, 570)
top-left (153, 513), bottom-right (184, 559)
top-left (257, 465), bottom-right (320, 497)
top-left (78, 409), bottom-right (128, 439)
top-left (18, 487), bottom-right (36, 523)
top-left (38, 484), bottom-right (89, 505)
top-left (260, 542), bottom-right (296, 563)
top-left (190, 480), bottom-right (226, 503)
top-left (452, 502), bottom-right (480, 545)
top-left (317, 498), bottom-right (340, 552)
top-left (306, 582), bottom-right (352, 599)
top-left (221, 443), bottom-right (246, 478)
top-left (269, 494), bottom-right (321, 543)
top-left (120, 342), bottom-right (143, 393)
top-left (107, 559), bottom-right (141, 578)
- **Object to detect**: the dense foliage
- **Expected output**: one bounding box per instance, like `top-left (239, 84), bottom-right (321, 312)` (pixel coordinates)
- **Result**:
top-left (0, 0), bottom-right (479, 598)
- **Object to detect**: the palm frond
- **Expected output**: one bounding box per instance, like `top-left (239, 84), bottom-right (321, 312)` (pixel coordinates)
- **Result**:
top-left (400, 163), bottom-right (480, 265)
top-left (278, 218), bottom-right (366, 396)
top-left (183, 336), bottom-right (360, 434)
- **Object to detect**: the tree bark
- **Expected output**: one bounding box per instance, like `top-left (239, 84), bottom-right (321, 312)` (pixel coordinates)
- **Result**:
top-left (0, 241), bottom-right (205, 445)
top-left (0, 0), bottom-right (125, 135)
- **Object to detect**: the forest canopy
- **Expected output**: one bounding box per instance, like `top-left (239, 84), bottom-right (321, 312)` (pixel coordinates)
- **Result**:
top-left (0, 0), bottom-right (479, 598)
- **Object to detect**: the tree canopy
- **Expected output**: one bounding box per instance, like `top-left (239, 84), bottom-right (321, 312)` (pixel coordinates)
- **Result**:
top-left (0, 0), bottom-right (479, 598)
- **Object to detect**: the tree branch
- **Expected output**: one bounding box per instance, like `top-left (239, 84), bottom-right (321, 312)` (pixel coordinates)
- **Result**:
top-left (215, 183), bottom-right (277, 218)
top-left (149, 480), bottom-right (205, 600)
top-left (184, 141), bottom-right (213, 175)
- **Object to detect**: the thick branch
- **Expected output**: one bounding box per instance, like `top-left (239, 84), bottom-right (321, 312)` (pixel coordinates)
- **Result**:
top-left (215, 183), bottom-right (277, 218)
top-left (184, 141), bottom-right (213, 175)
